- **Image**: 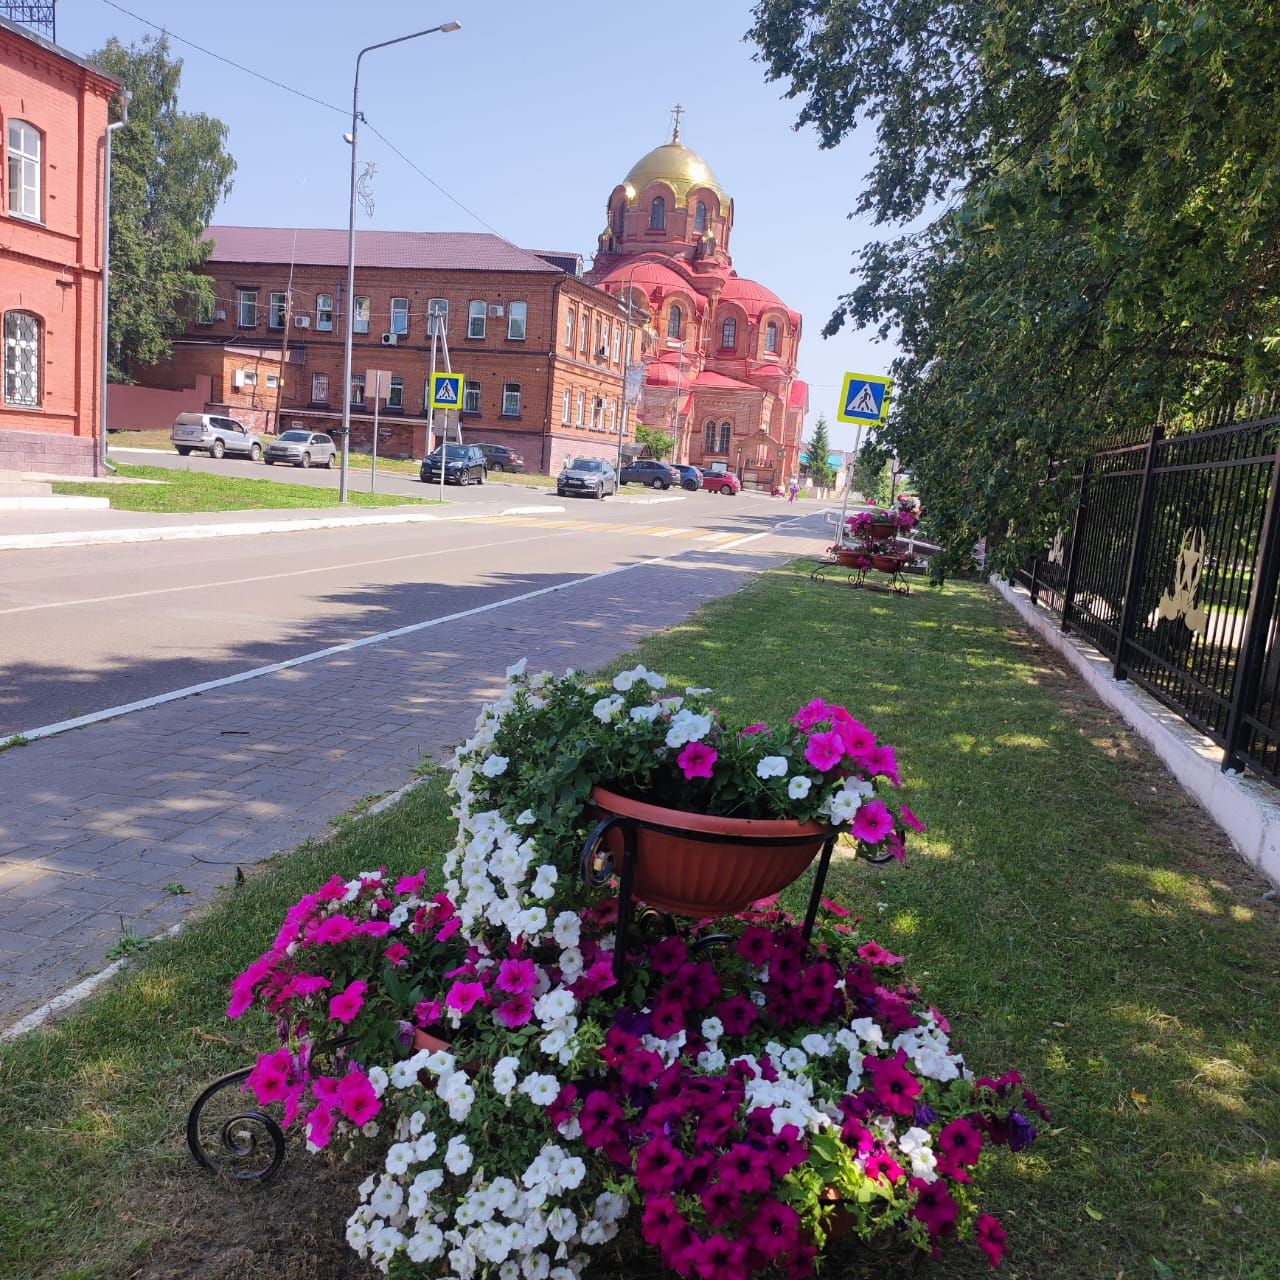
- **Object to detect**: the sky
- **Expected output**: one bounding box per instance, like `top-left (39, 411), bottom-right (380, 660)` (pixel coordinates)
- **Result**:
top-left (55, 0), bottom-right (900, 451)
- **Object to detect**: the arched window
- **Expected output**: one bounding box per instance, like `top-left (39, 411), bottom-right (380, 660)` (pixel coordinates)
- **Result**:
top-left (764, 320), bottom-right (780, 354)
top-left (3, 310), bottom-right (40, 406)
top-left (720, 316), bottom-right (737, 350)
top-left (694, 200), bottom-right (708, 233)
top-left (7, 120), bottom-right (42, 219)
top-left (613, 202), bottom-right (626, 236)
top-left (649, 196), bottom-right (665, 230)
top-left (719, 421), bottom-right (732, 454)
top-left (704, 420), bottom-right (716, 452)
top-left (667, 304), bottom-right (683, 340)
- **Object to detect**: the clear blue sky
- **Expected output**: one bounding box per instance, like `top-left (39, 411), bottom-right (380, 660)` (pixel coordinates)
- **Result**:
top-left (61, 0), bottom-right (898, 451)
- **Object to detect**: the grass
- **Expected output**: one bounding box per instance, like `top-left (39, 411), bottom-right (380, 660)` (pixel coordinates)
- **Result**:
top-left (1, 572), bottom-right (1277, 1279)
top-left (51, 464), bottom-right (433, 513)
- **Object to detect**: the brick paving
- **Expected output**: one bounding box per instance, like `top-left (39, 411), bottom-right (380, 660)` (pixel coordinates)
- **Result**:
top-left (0, 535), bottom-right (813, 1028)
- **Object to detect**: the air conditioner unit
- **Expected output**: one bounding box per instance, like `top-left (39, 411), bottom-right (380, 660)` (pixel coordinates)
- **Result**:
top-left (213, 309), bottom-right (227, 321)
top-left (488, 304), bottom-right (504, 317)
top-left (294, 315), bottom-right (311, 328)
top-left (232, 370), bottom-right (246, 388)
top-left (381, 332), bottom-right (398, 346)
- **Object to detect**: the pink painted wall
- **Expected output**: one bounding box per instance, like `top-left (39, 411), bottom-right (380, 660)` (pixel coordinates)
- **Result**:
top-left (108, 374), bottom-right (211, 431)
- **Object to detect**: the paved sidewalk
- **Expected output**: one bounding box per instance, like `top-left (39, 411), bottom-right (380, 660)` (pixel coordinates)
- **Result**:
top-left (0, 526), bottom-right (819, 1028)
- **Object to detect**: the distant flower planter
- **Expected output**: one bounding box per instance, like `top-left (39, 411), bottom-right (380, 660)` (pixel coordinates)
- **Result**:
top-left (834, 546), bottom-right (871, 570)
top-left (871, 553), bottom-right (906, 573)
top-left (590, 785), bottom-right (832, 917)
top-left (868, 521), bottom-right (899, 541)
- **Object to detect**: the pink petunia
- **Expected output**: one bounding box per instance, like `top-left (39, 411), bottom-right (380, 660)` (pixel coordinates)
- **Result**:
top-left (804, 730), bottom-right (845, 772)
top-left (304, 1101), bottom-right (335, 1148)
top-left (865, 743), bottom-right (902, 785)
top-left (791, 698), bottom-right (834, 730)
top-left (394, 870), bottom-right (427, 895)
top-left (900, 803), bottom-right (927, 832)
top-left (677, 741), bottom-right (718, 780)
top-left (858, 940), bottom-right (905, 966)
top-left (328, 979), bottom-right (367, 1024)
top-left (493, 992), bottom-right (534, 1028)
top-left (738, 723), bottom-right (769, 737)
top-left (910, 1177), bottom-right (959, 1237)
top-left (975, 1214), bottom-right (1008, 1267)
top-left (495, 957), bottom-right (537, 995)
top-left (445, 980), bottom-right (486, 1014)
top-left (278, 973), bottom-right (332, 1002)
top-left (335, 1069), bottom-right (380, 1126)
top-left (851, 799), bottom-right (895, 844)
top-left (309, 914), bottom-right (358, 945)
top-left (245, 1047), bottom-right (292, 1105)
top-left (383, 943), bottom-right (410, 966)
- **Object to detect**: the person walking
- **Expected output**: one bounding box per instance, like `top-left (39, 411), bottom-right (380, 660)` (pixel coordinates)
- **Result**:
top-left (788, 476), bottom-right (799, 503)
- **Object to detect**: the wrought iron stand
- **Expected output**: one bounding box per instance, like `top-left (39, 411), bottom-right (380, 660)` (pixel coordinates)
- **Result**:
top-left (186, 1066), bottom-right (288, 1182)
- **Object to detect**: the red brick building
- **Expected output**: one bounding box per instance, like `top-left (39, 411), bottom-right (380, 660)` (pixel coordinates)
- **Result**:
top-left (0, 16), bottom-right (120, 475)
top-left (588, 118), bottom-right (808, 491)
top-left (136, 227), bottom-right (644, 474)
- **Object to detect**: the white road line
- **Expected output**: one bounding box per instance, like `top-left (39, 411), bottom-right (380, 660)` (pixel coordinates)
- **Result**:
top-left (16, 550), bottom-right (676, 743)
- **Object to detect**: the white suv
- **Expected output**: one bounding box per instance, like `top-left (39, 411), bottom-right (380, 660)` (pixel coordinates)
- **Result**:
top-left (171, 412), bottom-right (263, 461)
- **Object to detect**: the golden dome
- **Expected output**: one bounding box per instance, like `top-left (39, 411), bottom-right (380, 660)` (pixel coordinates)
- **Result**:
top-left (623, 140), bottom-right (726, 208)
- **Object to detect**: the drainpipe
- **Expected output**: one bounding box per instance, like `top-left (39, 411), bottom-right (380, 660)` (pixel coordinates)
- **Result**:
top-left (100, 89), bottom-right (130, 475)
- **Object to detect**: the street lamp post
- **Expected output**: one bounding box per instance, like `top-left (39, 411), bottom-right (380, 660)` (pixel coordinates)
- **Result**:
top-left (666, 338), bottom-right (687, 465)
top-left (339, 20), bottom-right (461, 504)
top-left (100, 89), bottom-right (130, 475)
top-left (614, 264), bottom-right (641, 475)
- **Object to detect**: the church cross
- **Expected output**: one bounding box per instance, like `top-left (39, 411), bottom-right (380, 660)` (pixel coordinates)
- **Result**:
top-left (670, 103), bottom-right (684, 143)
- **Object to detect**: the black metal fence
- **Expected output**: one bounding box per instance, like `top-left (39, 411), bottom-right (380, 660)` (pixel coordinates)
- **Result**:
top-left (1015, 408), bottom-right (1280, 784)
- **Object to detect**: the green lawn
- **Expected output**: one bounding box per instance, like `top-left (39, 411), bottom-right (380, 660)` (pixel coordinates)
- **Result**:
top-left (1, 571), bottom-right (1276, 1280)
top-left (52, 464), bottom-right (433, 513)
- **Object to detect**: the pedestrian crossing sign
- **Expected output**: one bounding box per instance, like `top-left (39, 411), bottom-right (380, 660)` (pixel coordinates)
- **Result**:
top-left (430, 371), bottom-right (464, 410)
top-left (837, 372), bottom-right (892, 425)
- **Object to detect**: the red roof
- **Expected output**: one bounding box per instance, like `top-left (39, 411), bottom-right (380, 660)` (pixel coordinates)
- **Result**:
top-left (597, 258), bottom-right (697, 298)
top-left (720, 274), bottom-right (801, 324)
top-left (202, 226), bottom-right (561, 273)
top-left (691, 370), bottom-right (758, 392)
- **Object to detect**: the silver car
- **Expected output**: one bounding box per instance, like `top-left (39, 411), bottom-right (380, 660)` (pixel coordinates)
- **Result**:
top-left (171, 412), bottom-right (263, 461)
top-left (264, 430), bottom-right (338, 469)
top-left (557, 457), bottom-right (618, 499)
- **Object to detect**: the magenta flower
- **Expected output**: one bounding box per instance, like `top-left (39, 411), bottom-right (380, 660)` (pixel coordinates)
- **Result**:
top-left (695, 1235), bottom-right (748, 1280)
top-left (445, 980), bottom-right (486, 1014)
top-left (636, 1136), bottom-right (682, 1193)
top-left (493, 991), bottom-right (534, 1028)
top-left (975, 1214), bottom-right (1008, 1267)
top-left (315, 875), bottom-right (347, 902)
top-left (328, 979), bottom-right (367, 1024)
top-left (865, 743), bottom-right (902, 785)
top-left (851, 799), bottom-right (895, 844)
top-left (939, 1117), bottom-right (984, 1167)
top-left (865, 1050), bottom-right (923, 1115)
top-left (394, 870), bottom-right (427, 894)
top-left (354, 920), bottom-right (393, 937)
top-left (804, 729), bottom-right (845, 772)
top-left (900, 803), bottom-right (927, 831)
top-left (335, 1069), bottom-right (380, 1126)
top-left (677, 740), bottom-right (718, 780)
top-left (718, 994), bottom-right (758, 1036)
top-left (495, 957), bottom-right (537, 995)
top-left (791, 698), bottom-right (834, 730)
top-left (304, 1101), bottom-right (334, 1148)
top-left (245, 1047), bottom-right (292, 1105)
top-left (863, 1148), bottom-right (904, 1184)
top-left (747, 1199), bottom-right (801, 1258)
top-left (858, 940), bottom-right (905, 967)
top-left (910, 1176), bottom-right (959, 1237)
top-left (832, 710), bottom-right (876, 755)
top-left (309, 914), bottom-right (358, 945)
top-left (414, 998), bottom-right (442, 1027)
top-left (717, 1142), bottom-right (773, 1195)
top-left (383, 942), bottom-right (410, 967)
top-left (739, 723), bottom-right (769, 736)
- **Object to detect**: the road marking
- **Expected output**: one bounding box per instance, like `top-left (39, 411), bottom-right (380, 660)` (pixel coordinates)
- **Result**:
top-left (16, 549), bottom-right (681, 743)
top-left (0, 528), bottom-right (576, 617)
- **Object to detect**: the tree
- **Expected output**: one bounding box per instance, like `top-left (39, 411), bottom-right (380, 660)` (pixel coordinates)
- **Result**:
top-left (850, 439), bottom-right (891, 505)
top-left (805, 414), bottom-right (835, 490)
top-left (91, 36), bottom-right (235, 380)
top-left (748, 1), bottom-right (1280, 573)
top-left (635, 424), bottom-right (674, 460)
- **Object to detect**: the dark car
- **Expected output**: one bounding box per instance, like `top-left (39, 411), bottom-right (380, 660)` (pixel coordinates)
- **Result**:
top-left (476, 442), bottom-right (526, 474)
top-left (619, 458), bottom-right (682, 489)
top-left (701, 470), bottom-right (742, 495)
top-left (557, 457), bottom-right (618, 499)
top-left (420, 443), bottom-right (487, 486)
top-left (673, 464), bottom-right (703, 492)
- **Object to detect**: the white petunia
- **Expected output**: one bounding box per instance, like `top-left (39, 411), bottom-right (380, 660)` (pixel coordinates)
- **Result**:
top-left (593, 695), bottom-right (624, 723)
top-left (445, 1134), bottom-right (473, 1175)
top-left (780, 1047), bottom-right (809, 1072)
top-left (384, 1141), bottom-right (414, 1175)
top-left (757, 755), bottom-right (789, 779)
top-left (701, 1016), bottom-right (724, 1042)
top-left (516, 808), bottom-right (536, 826)
top-left (493, 1055), bottom-right (520, 1098)
top-left (801, 1032), bottom-right (832, 1057)
top-left (407, 1224), bottom-right (445, 1262)
top-left (612, 670), bottom-right (636, 691)
top-left (370, 1176), bottom-right (404, 1218)
top-left (367, 1065), bottom-right (389, 1096)
top-left (788, 775), bottom-right (812, 800)
top-left (480, 753), bottom-right (510, 778)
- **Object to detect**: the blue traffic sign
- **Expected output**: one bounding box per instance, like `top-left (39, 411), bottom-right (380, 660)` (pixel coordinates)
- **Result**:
top-left (837, 372), bottom-right (892, 425)
top-left (430, 372), bottom-right (464, 410)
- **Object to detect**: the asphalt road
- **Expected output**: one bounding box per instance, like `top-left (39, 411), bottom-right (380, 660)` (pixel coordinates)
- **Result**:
top-left (0, 488), bottom-right (827, 735)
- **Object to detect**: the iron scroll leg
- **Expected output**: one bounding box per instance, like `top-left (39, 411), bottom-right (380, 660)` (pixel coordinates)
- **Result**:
top-left (579, 815), bottom-right (638, 981)
top-left (801, 836), bottom-right (838, 939)
top-left (186, 1067), bottom-right (287, 1182)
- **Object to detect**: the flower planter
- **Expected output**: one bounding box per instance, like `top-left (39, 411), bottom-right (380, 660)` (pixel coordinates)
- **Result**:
top-left (868, 521), bottom-right (899, 540)
top-left (834, 547), bottom-right (868, 569)
top-left (413, 1030), bottom-right (452, 1055)
top-left (590, 785), bottom-right (832, 917)
top-left (871, 553), bottom-right (905, 573)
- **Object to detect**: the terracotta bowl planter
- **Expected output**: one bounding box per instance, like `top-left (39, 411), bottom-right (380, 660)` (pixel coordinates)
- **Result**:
top-left (871, 553), bottom-right (905, 573)
top-left (590, 786), bottom-right (831, 918)
top-left (834, 547), bottom-right (868, 569)
top-left (868, 521), bottom-right (898, 540)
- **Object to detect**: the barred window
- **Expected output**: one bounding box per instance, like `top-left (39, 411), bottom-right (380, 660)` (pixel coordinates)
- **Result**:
top-left (3, 310), bottom-right (40, 407)
top-left (502, 383), bottom-right (522, 416)
top-left (464, 379), bottom-right (481, 414)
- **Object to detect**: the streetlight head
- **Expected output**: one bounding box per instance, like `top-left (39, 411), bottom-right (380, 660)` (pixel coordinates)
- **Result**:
top-left (343, 131), bottom-right (354, 144)
top-left (440, 20), bottom-right (461, 32)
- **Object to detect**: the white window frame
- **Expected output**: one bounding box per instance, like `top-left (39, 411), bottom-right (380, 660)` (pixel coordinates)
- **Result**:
top-left (266, 373), bottom-right (280, 389)
top-left (463, 379), bottom-right (481, 414)
top-left (507, 301), bottom-right (527, 341)
top-left (565, 309), bottom-right (575, 349)
top-left (240, 369), bottom-right (258, 387)
top-left (391, 297), bottom-right (410, 337)
top-left (3, 309), bottom-right (40, 406)
top-left (576, 391), bottom-right (584, 426)
top-left (311, 371), bottom-right (329, 403)
top-left (580, 311), bottom-right (589, 353)
top-left (562, 387), bottom-right (571, 423)
top-left (502, 382), bottom-right (522, 416)
top-left (764, 320), bottom-right (780, 354)
top-left (269, 292), bottom-right (288, 329)
top-left (612, 325), bottom-right (621, 363)
top-left (7, 120), bottom-right (41, 220)
top-left (350, 374), bottom-right (366, 406)
top-left (467, 300), bottom-right (486, 339)
top-left (237, 289), bottom-right (259, 328)
top-left (388, 376), bottom-right (404, 409)
top-left (353, 296), bottom-right (370, 335)
top-left (428, 298), bottom-right (448, 336)
top-left (721, 316), bottom-right (737, 349)
top-left (316, 293), bottom-right (334, 331)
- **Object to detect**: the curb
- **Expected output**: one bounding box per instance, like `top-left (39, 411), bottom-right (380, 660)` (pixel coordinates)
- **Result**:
top-left (0, 503), bottom-right (567, 552)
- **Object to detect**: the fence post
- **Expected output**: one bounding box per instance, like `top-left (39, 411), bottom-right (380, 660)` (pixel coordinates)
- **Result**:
top-left (1028, 556), bottom-right (1041, 607)
top-left (1060, 456), bottom-right (1092, 635)
top-left (1221, 445), bottom-right (1280, 772)
top-left (1113, 421), bottom-right (1164, 680)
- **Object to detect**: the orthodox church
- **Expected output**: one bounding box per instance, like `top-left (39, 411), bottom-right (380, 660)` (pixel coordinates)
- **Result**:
top-left (587, 110), bottom-right (807, 491)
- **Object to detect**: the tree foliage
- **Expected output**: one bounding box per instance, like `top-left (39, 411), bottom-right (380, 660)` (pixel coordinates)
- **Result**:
top-left (805, 414), bottom-right (836, 488)
top-left (635, 424), bottom-right (674, 460)
top-left (850, 439), bottom-right (890, 505)
top-left (748, 1), bottom-right (1280, 572)
top-left (91, 35), bottom-right (235, 380)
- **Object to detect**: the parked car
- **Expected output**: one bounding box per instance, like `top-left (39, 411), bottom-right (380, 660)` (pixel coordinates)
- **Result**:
top-left (673, 464), bottom-right (703, 492)
top-left (170, 412), bottom-right (262, 461)
top-left (557, 457), bottom-right (617, 499)
top-left (263, 430), bottom-right (337, 468)
top-left (619, 458), bottom-right (682, 489)
top-left (476, 442), bottom-right (526, 474)
top-left (701, 470), bottom-right (742, 495)
top-left (420, 443), bottom-right (487, 485)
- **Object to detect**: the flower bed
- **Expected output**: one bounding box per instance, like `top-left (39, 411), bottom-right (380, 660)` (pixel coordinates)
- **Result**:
top-left (226, 664), bottom-right (1042, 1277)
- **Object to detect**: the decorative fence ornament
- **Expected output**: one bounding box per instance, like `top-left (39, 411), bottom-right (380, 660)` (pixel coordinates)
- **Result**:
top-left (1047, 529), bottom-right (1066, 566)
top-left (1156, 527), bottom-right (1209, 636)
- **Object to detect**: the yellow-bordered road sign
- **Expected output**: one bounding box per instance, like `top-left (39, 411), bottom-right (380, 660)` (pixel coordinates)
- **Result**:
top-left (430, 371), bottom-right (464, 410)
top-left (838, 372), bottom-right (892, 425)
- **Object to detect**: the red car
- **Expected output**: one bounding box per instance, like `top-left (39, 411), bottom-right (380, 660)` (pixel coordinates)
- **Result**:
top-left (701, 470), bottom-right (741, 495)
